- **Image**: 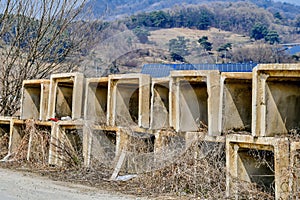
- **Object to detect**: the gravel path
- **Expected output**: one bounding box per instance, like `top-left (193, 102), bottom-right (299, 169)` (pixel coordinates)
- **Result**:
top-left (0, 168), bottom-right (144, 200)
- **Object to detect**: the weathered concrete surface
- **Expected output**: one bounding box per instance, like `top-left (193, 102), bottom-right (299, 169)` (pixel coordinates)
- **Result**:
top-left (252, 64), bottom-right (300, 137)
top-left (107, 74), bottom-right (150, 128)
top-left (20, 80), bottom-right (50, 121)
top-left (0, 168), bottom-right (140, 200)
top-left (226, 134), bottom-right (290, 200)
top-left (84, 78), bottom-right (108, 125)
top-left (169, 70), bottom-right (220, 135)
top-left (218, 73), bottom-right (252, 133)
top-left (150, 78), bottom-right (169, 130)
top-left (289, 141), bottom-right (300, 198)
top-left (47, 73), bottom-right (85, 120)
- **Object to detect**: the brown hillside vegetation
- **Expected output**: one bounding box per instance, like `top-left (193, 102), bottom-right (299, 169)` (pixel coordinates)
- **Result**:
top-left (82, 26), bottom-right (295, 76)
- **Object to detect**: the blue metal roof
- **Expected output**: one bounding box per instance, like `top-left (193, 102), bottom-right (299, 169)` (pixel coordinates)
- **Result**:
top-left (287, 46), bottom-right (300, 55)
top-left (141, 63), bottom-right (258, 77)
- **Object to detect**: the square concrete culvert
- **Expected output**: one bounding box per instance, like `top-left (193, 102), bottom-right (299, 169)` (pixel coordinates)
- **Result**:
top-left (9, 119), bottom-right (53, 162)
top-left (226, 134), bottom-right (290, 200)
top-left (169, 70), bottom-right (220, 135)
top-left (20, 79), bottom-right (50, 121)
top-left (218, 72), bottom-right (252, 134)
top-left (107, 74), bottom-right (150, 128)
top-left (8, 119), bottom-right (27, 159)
top-left (48, 120), bottom-right (84, 166)
top-left (252, 64), bottom-right (300, 137)
top-left (83, 124), bottom-right (119, 167)
top-left (47, 73), bottom-right (85, 120)
top-left (119, 128), bottom-right (155, 174)
top-left (0, 117), bottom-right (14, 160)
top-left (26, 121), bottom-right (52, 163)
top-left (150, 77), bottom-right (170, 130)
top-left (84, 78), bottom-right (108, 125)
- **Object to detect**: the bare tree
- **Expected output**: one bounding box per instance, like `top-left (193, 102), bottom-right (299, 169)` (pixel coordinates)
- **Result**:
top-left (0, 0), bottom-right (88, 115)
top-left (231, 42), bottom-right (294, 63)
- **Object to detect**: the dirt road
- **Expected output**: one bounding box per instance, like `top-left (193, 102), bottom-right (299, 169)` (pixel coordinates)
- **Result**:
top-left (0, 168), bottom-right (144, 200)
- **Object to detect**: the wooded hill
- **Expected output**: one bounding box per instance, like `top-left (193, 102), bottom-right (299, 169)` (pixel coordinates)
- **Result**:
top-left (78, 0), bottom-right (300, 76)
top-left (85, 0), bottom-right (300, 21)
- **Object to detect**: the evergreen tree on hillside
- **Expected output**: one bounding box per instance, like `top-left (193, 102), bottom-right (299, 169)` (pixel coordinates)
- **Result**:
top-left (198, 36), bottom-right (213, 51)
top-left (264, 30), bottom-right (280, 44)
top-left (168, 36), bottom-right (190, 61)
top-left (250, 23), bottom-right (269, 40)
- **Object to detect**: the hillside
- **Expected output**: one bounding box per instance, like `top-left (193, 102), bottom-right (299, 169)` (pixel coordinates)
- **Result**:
top-left (84, 0), bottom-right (300, 20)
top-left (81, 26), bottom-right (294, 76)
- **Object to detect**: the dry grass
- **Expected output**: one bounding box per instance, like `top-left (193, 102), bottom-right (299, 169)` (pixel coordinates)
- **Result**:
top-left (0, 122), bottom-right (280, 199)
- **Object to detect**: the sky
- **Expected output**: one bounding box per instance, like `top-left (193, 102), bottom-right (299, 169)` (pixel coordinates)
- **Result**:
top-left (274, 0), bottom-right (300, 5)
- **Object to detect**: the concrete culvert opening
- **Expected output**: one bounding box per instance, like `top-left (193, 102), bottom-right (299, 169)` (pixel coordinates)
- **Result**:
top-left (63, 129), bottom-right (83, 166)
top-left (153, 83), bottom-right (169, 113)
top-left (27, 125), bottom-right (51, 164)
top-left (223, 79), bottom-right (252, 132)
top-left (121, 132), bottom-right (155, 174)
top-left (179, 80), bottom-right (208, 131)
top-left (22, 85), bottom-right (41, 119)
top-left (238, 148), bottom-right (275, 196)
top-left (55, 81), bottom-right (74, 119)
top-left (116, 82), bottom-right (139, 125)
top-left (87, 82), bottom-right (108, 124)
top-left (90, 130), bottom-right (117, 165)
top-left (151, 82), bottom-right (169, 129)
top-left (11, 123), bottom-right (27, 158)
top-left (0, 124), bottom-right (10, 159)
top-left (266, 77), bottom-right (300, 135)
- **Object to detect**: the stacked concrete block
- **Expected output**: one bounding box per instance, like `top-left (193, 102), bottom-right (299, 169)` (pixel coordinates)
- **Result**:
top-left (4, 63), bottom-right (300, 198)
top-left (20, 79), bottom-right (50, 121)
top-left (119, 128), bottom-right (155, 174)
top-left (47, 73), bottom-right (85, 120)
top-left (226, 134), bottom-right (290, 199)
top-left (8, 119), bottom-right (52, 161)
top-left (252, 64), bottom-right (300, 137)
top-left (107, 73), bottom-right (150, 128)
top-left (26, 120), bottom-right (52, 162)
top-left (169, 70), bottom-right (220, 135)
top-left (8, 119), bottom-right (27, 156)
top-left (84, 77), bottom-right (108, 125)
top-left (218, 73), bottom-right (252, 133)
top-left (83, 124), bottom-right (119, 167)
top-left (150, 77), bottom-right (170, 130)
top-left (48, 120), bottom-right (83, 166)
